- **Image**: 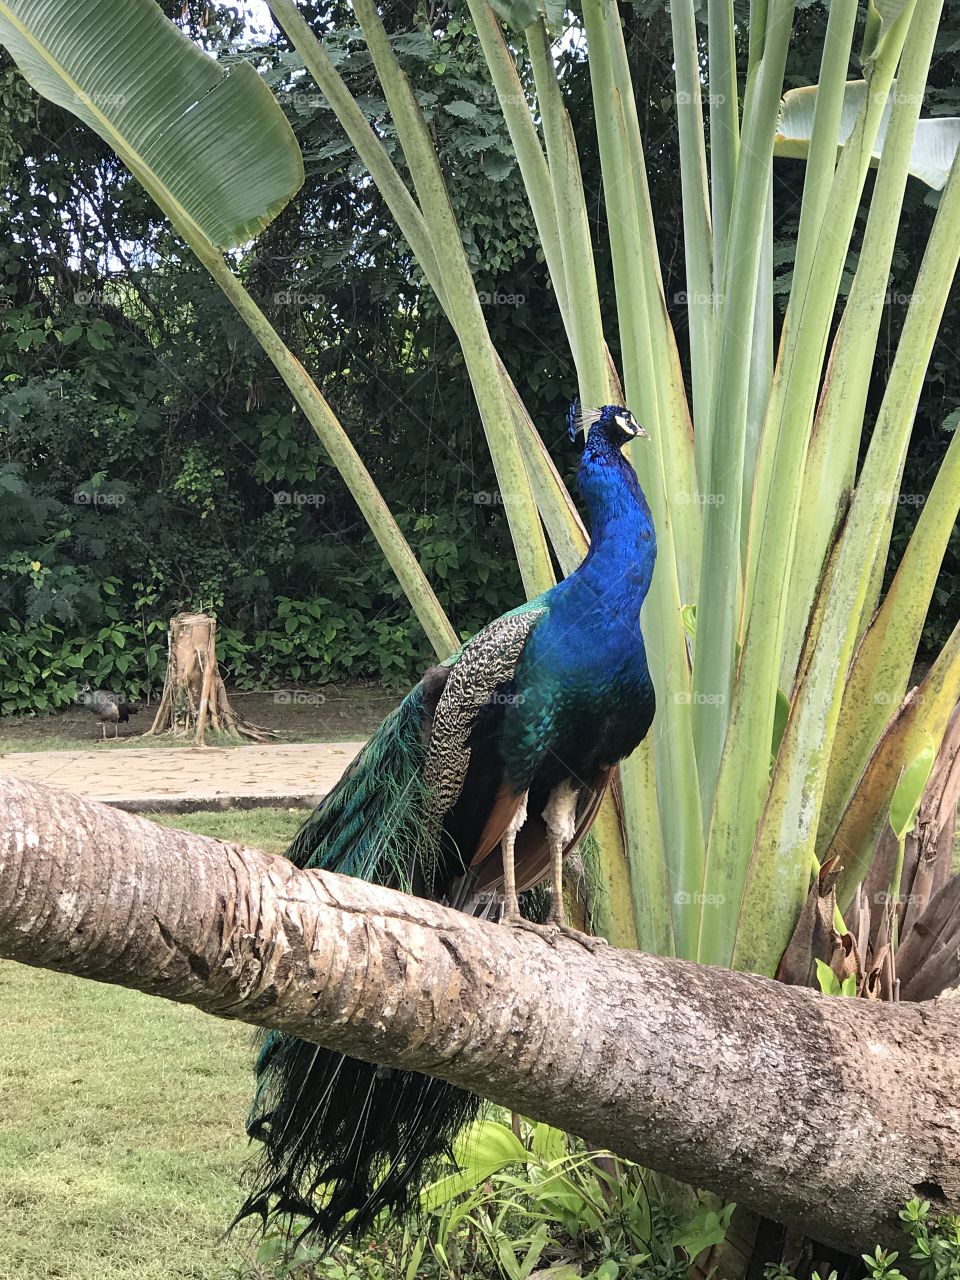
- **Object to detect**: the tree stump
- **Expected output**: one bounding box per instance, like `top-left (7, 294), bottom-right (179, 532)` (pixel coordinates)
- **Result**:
top-left (145, 612), bottom-right (274, 746)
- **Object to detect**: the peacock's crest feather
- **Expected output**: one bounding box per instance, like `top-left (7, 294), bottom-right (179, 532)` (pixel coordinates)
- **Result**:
top-left (566, 396), bottom-right (603, 440)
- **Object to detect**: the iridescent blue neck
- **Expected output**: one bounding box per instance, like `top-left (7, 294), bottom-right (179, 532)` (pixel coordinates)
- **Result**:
top-left (572, 432), bottom-right (656, 607)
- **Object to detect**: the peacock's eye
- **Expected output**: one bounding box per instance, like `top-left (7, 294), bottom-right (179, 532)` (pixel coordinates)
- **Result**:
top-left (614, 412), bottom-right (636, 432)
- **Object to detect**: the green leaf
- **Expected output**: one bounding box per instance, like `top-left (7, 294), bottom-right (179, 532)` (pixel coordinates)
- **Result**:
top-left (888, 741), bottom-right (936, 841)
top-left (531, 1121), bottom-right (567, 1165)
top-left (816, 959), bottom-right (855, 996)
top-left (255, 1236), bottom-right (286, 1266)
top-left (0, 0), bottom-right (304, 250)
top-left (673, 1202), bottom-right (735, 1260)
top-left (487, 0), bottom-right (540, 29)
top-left (862, 0), bottom-right (913, 63)
top-left (420, 1118), bottom-right (529, 1211)
top-left (445, 99), bottom-right (479, 119)
top-left (819, 962), bottom-right (839, 998)
top-left (484, 151), bottom-right (515, 181)
top-left (776, 81), bottom-right (960, 191)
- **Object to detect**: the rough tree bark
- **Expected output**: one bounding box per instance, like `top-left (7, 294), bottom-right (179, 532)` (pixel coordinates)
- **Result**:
top-left (1, 773), bottom-right (958, 1252)
top-left (145, 611), bottom-right (273, 744)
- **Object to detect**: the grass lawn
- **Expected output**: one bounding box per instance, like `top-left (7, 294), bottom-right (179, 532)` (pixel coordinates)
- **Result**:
top-left (0, 808), bottom-right (309, 1280)
top-left (142, 807), bottom-right (311, 857)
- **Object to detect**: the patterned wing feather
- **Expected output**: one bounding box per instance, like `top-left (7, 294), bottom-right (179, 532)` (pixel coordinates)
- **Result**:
top-left (422, 607), bottom-right (546, 847)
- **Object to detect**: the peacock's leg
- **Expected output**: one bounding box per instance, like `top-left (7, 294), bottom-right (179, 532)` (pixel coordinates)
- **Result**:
top-left (499, 792), bottom-right (528, 924)
top-left (542, 778), bottom-right (580, 928)
top-left (539, 778), bottom-right (606, 952)
top-left (501, 780), bottom-right (603, 951)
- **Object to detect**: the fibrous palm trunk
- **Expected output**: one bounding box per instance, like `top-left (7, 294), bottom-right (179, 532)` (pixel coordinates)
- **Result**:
top-left (1, 773), bottom-right (958, 1253)
top-left (146, 612), bottom-right (273, 745)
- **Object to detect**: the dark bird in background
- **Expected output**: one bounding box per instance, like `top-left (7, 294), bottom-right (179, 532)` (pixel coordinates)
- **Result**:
top-left (240, 403), bottom-right (658, 1244)
top-left (76, 685), bottom-right (140, 740)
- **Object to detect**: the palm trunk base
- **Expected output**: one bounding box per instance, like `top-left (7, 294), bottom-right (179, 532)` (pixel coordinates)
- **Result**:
top-left (145, 612), bottom-right (274, 746)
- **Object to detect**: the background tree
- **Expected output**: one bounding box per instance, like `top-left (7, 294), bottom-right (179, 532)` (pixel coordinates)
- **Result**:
top-left (3, 0), bottom-right (958, 714)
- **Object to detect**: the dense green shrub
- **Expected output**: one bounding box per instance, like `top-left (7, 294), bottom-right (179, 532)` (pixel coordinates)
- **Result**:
top-left (252, 1116), bottom-right (731, 1280)
top-left (3, 0), bottom-right (959, 715)
top-left (765, 1199), bottom-right (960, 1280)
top-left (0, 593), bottom-right (166, 715)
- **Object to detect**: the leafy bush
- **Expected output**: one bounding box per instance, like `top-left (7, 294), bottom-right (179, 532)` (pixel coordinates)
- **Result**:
top-left (0, 604), bottom-right (166, 716)
top-left (0, 599), bottom-right (431, 717)
top-left (218, 597), bottom-right (429, 689)
top-left (764, 1199), bottom-right (960, 1280)
top-left (251, 1117), bottom-right (732, 1280)
top-left (897, 1198), bottom-right (960, 1280)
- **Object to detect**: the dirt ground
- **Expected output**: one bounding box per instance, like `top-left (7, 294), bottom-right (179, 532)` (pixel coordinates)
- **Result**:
top-left (0, 683), bottom-right (398, 750)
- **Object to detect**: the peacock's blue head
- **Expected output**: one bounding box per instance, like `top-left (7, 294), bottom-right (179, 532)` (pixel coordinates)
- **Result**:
top-left (570, 398), bottom-right (655, 544)
top-left (567, 399), bottom-right (649, 449)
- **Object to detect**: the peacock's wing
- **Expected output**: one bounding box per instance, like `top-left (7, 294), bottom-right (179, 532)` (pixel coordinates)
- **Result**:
top-left (418, 603), bottom-right (545, 888)
top-left (281, 598), bottom-right (548, 896)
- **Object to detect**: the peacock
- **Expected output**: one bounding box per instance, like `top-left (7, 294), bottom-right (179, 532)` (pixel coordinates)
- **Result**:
top-left (240, 402), bottom-right (658, 1243)
top-left (76, 685), bottom-right (140, 740)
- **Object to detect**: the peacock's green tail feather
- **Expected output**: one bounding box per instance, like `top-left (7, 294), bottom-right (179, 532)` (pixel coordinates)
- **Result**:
top-left (249, 679), bottom-right (438, 1114)
top-left (240, 677), bottom-right (482, 1243)
top-left (284, 681), bottom-right (435, 890)
top-left (241, 407), bottom-right (657, 1246)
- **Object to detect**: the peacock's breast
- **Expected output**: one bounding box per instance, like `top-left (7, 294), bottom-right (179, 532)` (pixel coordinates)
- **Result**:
top-left (502, 640), bottom-right (655, 792)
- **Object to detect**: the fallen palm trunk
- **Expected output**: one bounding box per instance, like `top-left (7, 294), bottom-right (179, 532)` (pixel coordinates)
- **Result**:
top-left (1, 772), bottom-right (957, 1250)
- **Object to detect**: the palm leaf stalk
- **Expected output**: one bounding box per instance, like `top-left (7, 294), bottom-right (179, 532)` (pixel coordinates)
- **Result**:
top-left (698, 0), bottom-right (921, 965)
top-left (669, 0), bottom-right (714, 460)
top-left (349, 0), bottom-right (555, 599)
top-left (733, 0), bottom-right (953, 974)
top-left (267, 0), bottom-right (593, 584)
top-left (577, 0), bottom-right (705, 951)
top-left (690, 0), bottom-right (797, 830)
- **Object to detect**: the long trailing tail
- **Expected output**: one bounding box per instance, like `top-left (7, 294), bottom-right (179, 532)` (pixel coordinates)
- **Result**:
top-left (236, 681), bottom-right (482, 1242)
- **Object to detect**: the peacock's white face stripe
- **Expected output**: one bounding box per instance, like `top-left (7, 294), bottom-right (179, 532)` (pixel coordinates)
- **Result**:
top-left (614, 411), bottom-right (646, 438)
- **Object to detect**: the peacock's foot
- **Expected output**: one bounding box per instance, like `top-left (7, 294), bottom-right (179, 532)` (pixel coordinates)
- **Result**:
top-left (501, 914), bottom-right (606, 954)
top-left (551, 921), bottom-right (608, 953)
